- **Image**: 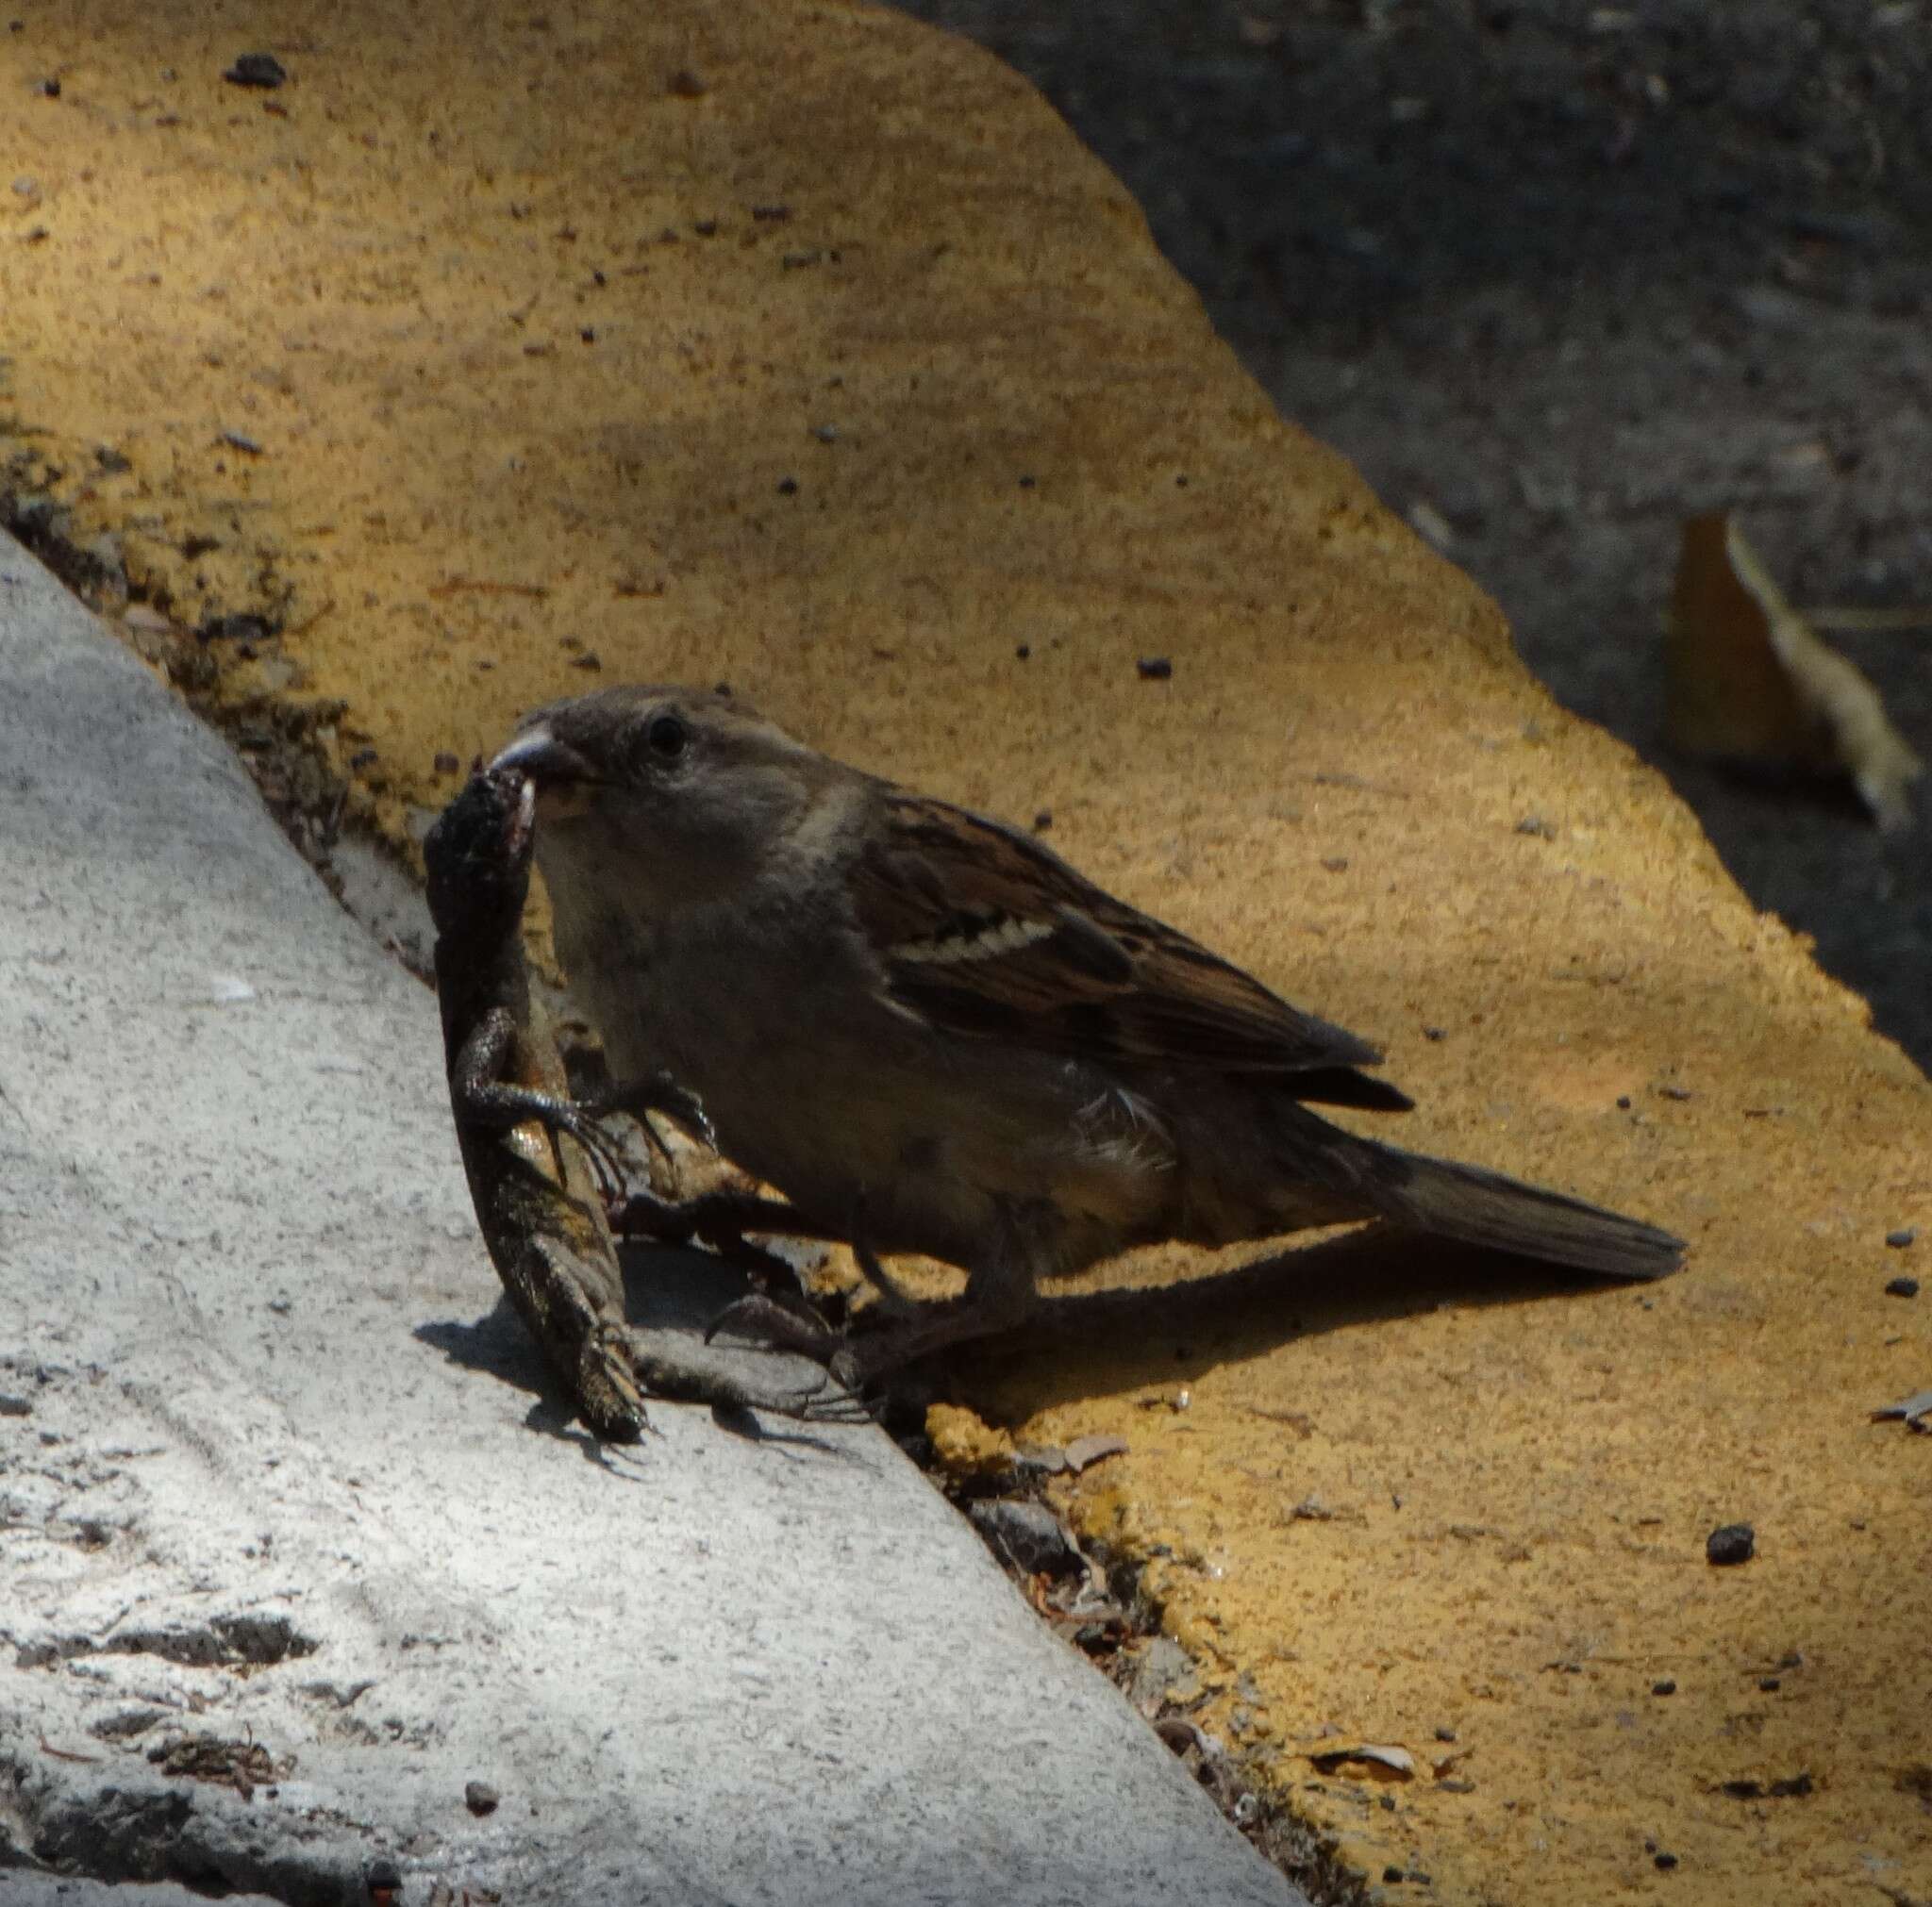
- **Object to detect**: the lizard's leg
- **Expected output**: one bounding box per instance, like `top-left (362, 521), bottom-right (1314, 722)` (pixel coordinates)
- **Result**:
top-left (452, 1009), bottom-right (633, 1203)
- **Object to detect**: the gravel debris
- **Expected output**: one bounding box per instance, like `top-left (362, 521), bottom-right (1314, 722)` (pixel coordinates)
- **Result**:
top-left (1707, 1523), bottom-right (1756, 1567)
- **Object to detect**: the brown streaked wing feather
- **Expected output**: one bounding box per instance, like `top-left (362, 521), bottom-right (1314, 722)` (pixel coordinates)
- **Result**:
top-left (852, 793), bottom-right (1407, 1099)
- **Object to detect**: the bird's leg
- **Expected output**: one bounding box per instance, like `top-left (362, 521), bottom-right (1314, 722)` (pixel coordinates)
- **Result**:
top-left (708, 1248), bottom-right (1038, 1386)
top-left (843, 1194), bottom-right (922, 1316)
top-left (698, 1188), bottom-right (923, 1354)
top-left (825, 1267), bottom-right (1039, 1385)
top-left (620, 1327), bottom-right (874, 1424)
top-left (700, 1291), bottom-right (846, 1360)
top-left (611, 1185), bottom-right (853, 1286)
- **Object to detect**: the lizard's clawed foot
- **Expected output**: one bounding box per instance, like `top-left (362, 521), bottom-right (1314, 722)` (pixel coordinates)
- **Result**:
top-left (543, 1103), bottom-right (635, 1209)
top-left (588, 1069), bottom-right (716, 1163)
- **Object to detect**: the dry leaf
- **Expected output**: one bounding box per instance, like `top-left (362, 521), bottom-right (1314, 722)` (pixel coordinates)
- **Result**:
top-left (1060, 1433), bottom-right (1129, 1474)
top-left (1307, 1741), bottom-right (1417, 1780)
top-left (1667, 511), bottom-right (1922, 828)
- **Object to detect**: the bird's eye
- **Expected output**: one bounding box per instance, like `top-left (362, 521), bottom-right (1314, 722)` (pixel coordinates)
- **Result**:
top-left (644, 712), bottom-right (690, 761)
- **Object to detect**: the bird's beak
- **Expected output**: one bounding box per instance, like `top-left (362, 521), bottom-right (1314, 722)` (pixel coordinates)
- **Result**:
top-left (489, 725), bottom-right (600, 822)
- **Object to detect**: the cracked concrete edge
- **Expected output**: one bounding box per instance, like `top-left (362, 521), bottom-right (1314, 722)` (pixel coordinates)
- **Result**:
top-left (0, 529), bottom-right (1307, 1907)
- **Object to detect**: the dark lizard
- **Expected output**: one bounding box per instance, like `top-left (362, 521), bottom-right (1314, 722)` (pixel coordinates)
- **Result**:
top-left (424, 765), bottom-right (859, 1437)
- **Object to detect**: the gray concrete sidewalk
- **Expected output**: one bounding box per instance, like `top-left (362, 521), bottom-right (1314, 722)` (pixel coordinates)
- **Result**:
top-left (0, 533), bottom-right (1303, 1906)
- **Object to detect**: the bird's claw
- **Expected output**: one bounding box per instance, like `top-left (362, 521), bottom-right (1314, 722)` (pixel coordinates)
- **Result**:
top-left (703, 1291), bottom-right (841, 1358)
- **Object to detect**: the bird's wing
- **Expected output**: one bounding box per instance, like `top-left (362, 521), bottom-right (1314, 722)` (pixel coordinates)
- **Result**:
top-left (850, 792), bottom-right (1408, 1107)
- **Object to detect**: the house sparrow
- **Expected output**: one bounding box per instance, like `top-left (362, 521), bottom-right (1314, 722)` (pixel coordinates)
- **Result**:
top-left (491, 686), bottom-right (1683, 1379)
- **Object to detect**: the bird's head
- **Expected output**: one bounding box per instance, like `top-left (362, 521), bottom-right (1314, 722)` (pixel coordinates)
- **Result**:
top-left (489, 685), bottom-right (827, 911)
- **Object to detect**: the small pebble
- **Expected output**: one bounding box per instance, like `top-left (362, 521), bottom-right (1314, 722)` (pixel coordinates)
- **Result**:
top-left (1137, 655), bottom-right (1173, 680)
top-left (1707, 1523), bottom-right (1755, 1567)
top-left (1651, 1679), bottom-right (1676, 1697)
top-left (1031, 810), bottom-right (1052, 834)
top-left (36, 75), bottom-right (59, 97)
top-left (1655, 1852), bottom-right (1678, 1871)
top-left (1886, 1228), bottom-right (1917, 1249)
top-left (1884, 1277), bottom-right (1918, 1299)
top-left (1758, 1676), bottom-right (1780, 1692)
top-left (1616, 1095), bottom-right (1632, 1110)
top-left (775, 476), bottom-right (798, 495)
top-left (1383, 1866), bottom-right (1405, 1884)
top-left (1434, 1726), bottom-right (1457, 1743)
top-left (223, 52), bottom-right (286, 88)
top-left (464, 1779), bottom-right (499, 1816)
top-left (1014, 643), bottom-right (1030, 660)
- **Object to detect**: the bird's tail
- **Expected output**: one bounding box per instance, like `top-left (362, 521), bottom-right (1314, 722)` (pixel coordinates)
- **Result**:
top-left (1363, 1138), bottom-right (1683, 1279)
top-left (1270, 1099), bottom-right (1684, 1280)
